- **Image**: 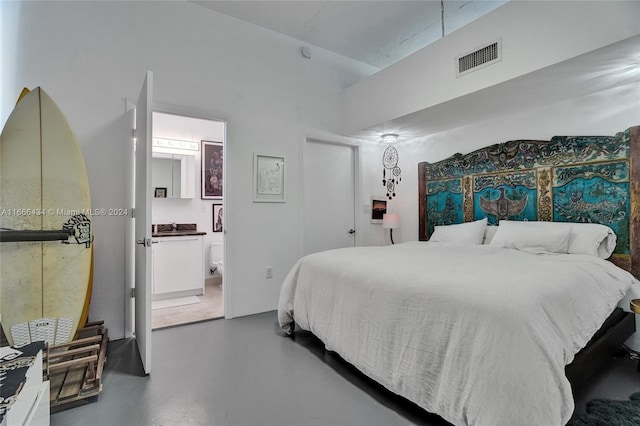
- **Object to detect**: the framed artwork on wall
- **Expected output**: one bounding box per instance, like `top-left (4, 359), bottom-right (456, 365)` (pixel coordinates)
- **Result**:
top-left (253, 153), bottom-right (285, 203)
top-left (154, 187), bottom-right (167, 198)
top-left (202, 140), bottom-right (223, 200)
top-left (213, 204), bottom-right (223, 232)
top-left (371, 196), bottom-right (387, 223)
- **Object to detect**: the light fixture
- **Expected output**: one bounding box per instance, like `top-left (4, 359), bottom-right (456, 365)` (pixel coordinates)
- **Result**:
top-left (381, 134), bottom-right (401, 199)
top-left (382, 213), bottom-right (400, 244)
top-left (381, 133), bottom-right (399, 144)
top-left (151, 138), bottom-right (200, 152)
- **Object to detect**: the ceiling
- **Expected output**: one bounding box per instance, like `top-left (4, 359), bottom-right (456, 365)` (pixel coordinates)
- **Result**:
top-left (191, 1), bottom-right (508, 69)
top-left (190, 2), bottom-right (639, 142)
top-left (350, 35), bottom-right (640, 142)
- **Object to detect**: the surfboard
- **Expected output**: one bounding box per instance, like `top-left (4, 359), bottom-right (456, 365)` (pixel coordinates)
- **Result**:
top-left (0, 87), bottom-right (93, 346)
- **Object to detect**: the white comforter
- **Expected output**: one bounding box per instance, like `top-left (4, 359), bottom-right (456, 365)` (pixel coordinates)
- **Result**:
top-left (278, 242), bottom-right (636, 426)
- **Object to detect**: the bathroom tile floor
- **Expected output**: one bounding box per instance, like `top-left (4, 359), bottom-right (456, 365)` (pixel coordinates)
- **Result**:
top-left (151, 278), bottom-right (223, 329)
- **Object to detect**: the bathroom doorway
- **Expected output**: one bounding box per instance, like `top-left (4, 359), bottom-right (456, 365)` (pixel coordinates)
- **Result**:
top-left (149, 111), bottom-right (226, 330)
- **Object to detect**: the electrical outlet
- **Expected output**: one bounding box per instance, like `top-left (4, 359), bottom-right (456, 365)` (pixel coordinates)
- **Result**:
top-left (266, 266), bottom-right (273, 279)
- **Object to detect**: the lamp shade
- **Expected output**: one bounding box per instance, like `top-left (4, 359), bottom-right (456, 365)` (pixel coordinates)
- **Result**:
top-left (382, 213), bottom-right (400, 229)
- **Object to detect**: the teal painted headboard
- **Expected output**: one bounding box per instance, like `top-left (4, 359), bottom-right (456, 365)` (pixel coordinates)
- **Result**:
top-left (418, 126), bottom-right (640, 277)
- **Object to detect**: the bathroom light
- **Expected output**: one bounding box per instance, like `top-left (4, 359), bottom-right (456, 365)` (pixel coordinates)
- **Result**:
top-left (381, 133), bottom-right (399, 144)
top-left (152, 138), bottom-right (199, 152)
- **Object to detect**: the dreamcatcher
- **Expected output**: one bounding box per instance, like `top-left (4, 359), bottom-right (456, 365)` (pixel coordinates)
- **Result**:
top-left (382, 144), bottom-right (401, 199)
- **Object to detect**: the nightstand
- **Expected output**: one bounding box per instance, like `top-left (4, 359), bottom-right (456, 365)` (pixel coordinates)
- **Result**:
top-left (630, 299), bottom-right (640, 371)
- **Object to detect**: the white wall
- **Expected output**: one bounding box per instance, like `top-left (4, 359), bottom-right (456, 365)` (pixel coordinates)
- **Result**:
top-left (344, 0), bottom-right (640, 134)
top-left (1, 1), bottom-right (376, 338)
top-left (355, 140), bottom-right (419, 247)
top-left (360, 82), bottom-right (640, 245)
top-left (346, 1), bottom-right (640, 247)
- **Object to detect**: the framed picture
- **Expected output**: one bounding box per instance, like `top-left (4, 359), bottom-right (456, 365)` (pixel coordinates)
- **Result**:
top-left (202, 140), bottom-right (223, 200)
top-left (154, 187), bottom-right (167, 198)
top-left (371, 196), bottom-right (387, 223)
top-left (253, 153), bottom-right (285, 203)
top-left (212, 204), bottom-right (223, 232)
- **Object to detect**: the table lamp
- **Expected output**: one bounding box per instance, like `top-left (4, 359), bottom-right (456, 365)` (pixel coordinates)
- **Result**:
top-left (382, 213), bottom-right (400, 244)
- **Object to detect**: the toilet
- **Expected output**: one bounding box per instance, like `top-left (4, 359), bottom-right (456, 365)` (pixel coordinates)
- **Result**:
top-left (209, 242), bottom-right (223, 277)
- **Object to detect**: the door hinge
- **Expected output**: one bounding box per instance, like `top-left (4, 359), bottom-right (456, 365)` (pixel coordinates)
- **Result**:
top-left (132, 128), bottom-right (136, 138)
top-left (131, 288), bottom-right (135, 298)
top-left (130, 207), bottom-right (135, 218)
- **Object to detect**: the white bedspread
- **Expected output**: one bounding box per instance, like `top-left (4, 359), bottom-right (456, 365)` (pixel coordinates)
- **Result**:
top-left (278, 242), bottom-right (637, 426)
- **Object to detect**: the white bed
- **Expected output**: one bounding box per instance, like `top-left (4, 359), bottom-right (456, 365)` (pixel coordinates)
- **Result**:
top-left (278, 241), bottom-right (636, 426)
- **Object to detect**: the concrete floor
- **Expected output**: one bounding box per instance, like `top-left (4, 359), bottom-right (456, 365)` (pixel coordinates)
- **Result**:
top-left (50, 311), bottom-right (640, 426)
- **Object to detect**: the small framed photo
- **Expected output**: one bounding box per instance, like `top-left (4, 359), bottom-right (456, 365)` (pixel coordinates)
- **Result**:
top-left (202, 140), bottom-right (223, 200)
top-left (371, 196), bottom-right (387, 223)
top-left (154, 187), bottom-right (167, 198)
top-left (253, 153), bottom-right (285, 203)
top-left (213, 204), bottom-right (223, 232)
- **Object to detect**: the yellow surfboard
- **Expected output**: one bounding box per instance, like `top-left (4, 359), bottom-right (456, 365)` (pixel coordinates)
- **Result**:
top-left (1, 88), bottom-right (92, 346)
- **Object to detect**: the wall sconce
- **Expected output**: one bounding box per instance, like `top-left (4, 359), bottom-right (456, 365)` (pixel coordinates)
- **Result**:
top-left (381, 134), bottom-right (401, 199)
top-left (382, 213), bottom-right (400, 244)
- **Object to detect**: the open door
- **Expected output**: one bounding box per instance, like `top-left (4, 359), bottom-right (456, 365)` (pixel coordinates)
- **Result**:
top-left (134, 71), bottom-right (153, 374)
top-left (124, 99), bottom-right (135, 340)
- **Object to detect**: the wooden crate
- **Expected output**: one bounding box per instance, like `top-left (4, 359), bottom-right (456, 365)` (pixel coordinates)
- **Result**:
top-left (45, 321), bottom-right (108, 410)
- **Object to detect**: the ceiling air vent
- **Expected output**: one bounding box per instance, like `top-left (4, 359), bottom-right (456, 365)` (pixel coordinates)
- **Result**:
top-left (456, 39), bottom-right (501, 77)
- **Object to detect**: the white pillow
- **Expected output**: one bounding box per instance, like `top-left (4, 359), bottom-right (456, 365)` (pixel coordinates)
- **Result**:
top-left (490, 220), bottom-right (617, 258)
top-left (429, 218), bottom-right (487, 245)
top-left (491, 222), bottom-right (571, 254)
top-left (482, 225), bottom-right (498, 245)
top-left (564, 222), bottom-right (617, 259)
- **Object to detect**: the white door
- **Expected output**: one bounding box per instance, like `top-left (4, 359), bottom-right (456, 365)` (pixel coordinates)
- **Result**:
top-left (134, 71), bottom-right (153, 374)
top-left (303, 140), bottom-right (356, 255)
top-left (124, 100), bottom-right (135, 339)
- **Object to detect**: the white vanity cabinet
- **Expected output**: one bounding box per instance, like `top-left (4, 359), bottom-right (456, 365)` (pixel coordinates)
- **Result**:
top-left (152, 235), bottom-right (204, 299)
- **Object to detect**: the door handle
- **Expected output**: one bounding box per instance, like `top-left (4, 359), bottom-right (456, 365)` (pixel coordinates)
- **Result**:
top-left (136, 238), bottom-right (151, 247)
top-left (347, 229), bottom-right (356, 235)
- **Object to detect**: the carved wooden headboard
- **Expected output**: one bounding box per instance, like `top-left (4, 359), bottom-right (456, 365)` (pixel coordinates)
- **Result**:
top-left (418, 126), bottom-right (640, 278)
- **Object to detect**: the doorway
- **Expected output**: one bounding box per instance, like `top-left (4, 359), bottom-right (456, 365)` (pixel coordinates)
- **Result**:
top-left (127, 72), bottom-right (231, 373)
top-left (303, 139), bottom-right (358, 255)
top-left (150, 112), bottom-right (226, 329)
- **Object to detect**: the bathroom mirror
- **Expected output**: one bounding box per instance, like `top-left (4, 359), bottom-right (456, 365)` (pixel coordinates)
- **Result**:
top-left (152, 152), bottom-right (196, 199)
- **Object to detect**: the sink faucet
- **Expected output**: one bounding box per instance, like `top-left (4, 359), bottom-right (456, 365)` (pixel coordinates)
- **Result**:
top-left (171, 222), bottom-right (177, 231)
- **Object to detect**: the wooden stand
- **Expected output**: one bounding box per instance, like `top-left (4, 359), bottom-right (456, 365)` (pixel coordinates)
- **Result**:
top-left (45, 321), bottom-right (108, 411)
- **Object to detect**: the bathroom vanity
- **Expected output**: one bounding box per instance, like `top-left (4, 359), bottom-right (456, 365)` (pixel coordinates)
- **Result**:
top-left (151, 224), bottom-right (206, 300)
